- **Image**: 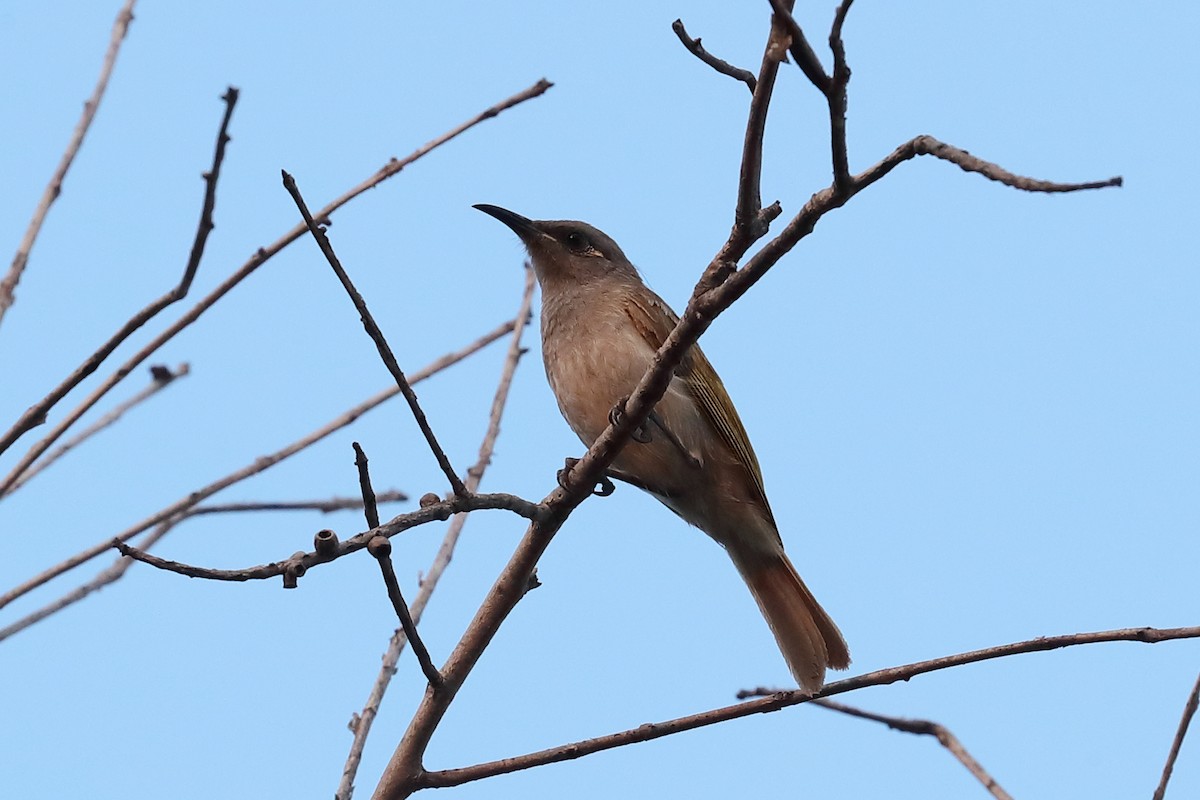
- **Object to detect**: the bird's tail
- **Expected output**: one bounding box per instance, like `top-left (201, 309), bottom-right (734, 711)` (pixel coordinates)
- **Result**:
top-left (727, 542), bottom-right (850, 694)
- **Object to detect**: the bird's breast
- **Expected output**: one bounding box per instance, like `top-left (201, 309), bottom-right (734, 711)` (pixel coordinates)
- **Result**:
top-left (541, 299), bottom-right (653, 445)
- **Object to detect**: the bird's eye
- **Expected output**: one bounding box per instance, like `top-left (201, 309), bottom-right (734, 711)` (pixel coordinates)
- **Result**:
top-left (564, 231), bottom-right (591, 254)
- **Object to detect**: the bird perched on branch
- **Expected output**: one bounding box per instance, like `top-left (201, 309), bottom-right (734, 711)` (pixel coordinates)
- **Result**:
top-left (475, 204), bottom-right (849, 692)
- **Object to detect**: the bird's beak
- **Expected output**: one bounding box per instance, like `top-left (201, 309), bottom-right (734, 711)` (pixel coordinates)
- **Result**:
top-left (473, 204), bottom-right (543, 243)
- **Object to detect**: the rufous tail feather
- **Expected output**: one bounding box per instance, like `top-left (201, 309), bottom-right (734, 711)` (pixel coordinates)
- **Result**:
top-left (729, 544), bottom-right (850, 693)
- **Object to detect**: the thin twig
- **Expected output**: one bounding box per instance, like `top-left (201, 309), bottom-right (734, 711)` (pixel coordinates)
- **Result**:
top-left (860, 134), bottom-right (1124, 194)
top-left (0, 0), bottom-right (137, 329)
top-left (337, 268), bottom-right (536, 800)
top-left (812, 699), bottom-right (1013, 800)
top-left (0, 490), bottom-right (406, 643)
top-left (353, 443), bottom-right (382, 529)
top-left (671, 19), bottom-right (756, 93)
top-left (0, 321), bottom-right (514, 612)
top-left (111, 490), bottom-right (542, 583)
top-left (189, 492), bottom-right (408, 516)
top-left (7, 364), bottom-right (189, 494)
top-left (283, 171), bottom-right (467, 498)
top-left (1153, 670), bottom-right (1200, 800)
top-left (369, 537), bottom-right (443, 688)
top-left (0, 78), bottom-right (551, 497)
top-left (0, 88), bottom-right (236, 462)
top-left (0, 520), bottom-right (175, 643)
top-left (416, 626), bottom-right (1200, 789)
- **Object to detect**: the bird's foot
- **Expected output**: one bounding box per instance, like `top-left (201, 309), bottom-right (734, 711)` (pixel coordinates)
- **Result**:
top-left (609, 396), bottom-right (652, 443)
top-left (557, 457), bottom-right (616, 497)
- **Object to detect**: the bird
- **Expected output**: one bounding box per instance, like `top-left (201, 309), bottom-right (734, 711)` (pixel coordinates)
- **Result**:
top-left (474, 204), bottom-right (849, 692)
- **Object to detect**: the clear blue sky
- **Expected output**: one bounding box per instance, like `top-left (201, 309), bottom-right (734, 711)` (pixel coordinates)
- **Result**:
top-left (2, 2), bottom-right (1197, 798)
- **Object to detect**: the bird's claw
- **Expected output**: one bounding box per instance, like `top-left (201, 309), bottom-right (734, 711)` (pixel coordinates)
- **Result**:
top-left (609, 396), bottom-right (652, 443)
top-left (557, 457), bottom-right (616, 497)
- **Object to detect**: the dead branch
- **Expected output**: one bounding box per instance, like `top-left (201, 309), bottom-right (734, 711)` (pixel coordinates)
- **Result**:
top-left (0, 78), bottom-right (551, 499)
top-left (368, 535), bottom-right (442, 688)
top-left (336, 267), bottom-right (536, 800)
top-left (111, 489), bottom-right (541, 583)
top-left (671, 19), bottom-right (756, 93)
top-left (283, 171), bottom-right (466, 497)
top-left (418, 626), bottom-right (1200, 789)
top-left (1153, 670), bottom-right (1200, 800)
top-left (8, 363), bottom-right (189, 494)
top-left (0, 486), bottom-right (410, 642)
top-left (0, 88), bottom-right (236, 461)
top-left (188, 492), bottom-right (408, 516)
top-left (0, 321), bottom-right (514, 613)
top-left (0, 0), bottom-right (137, 328)
top-left (812, 698), bottom-right (1013, 800)
top-left (0, 520), bottom-right (174, 643)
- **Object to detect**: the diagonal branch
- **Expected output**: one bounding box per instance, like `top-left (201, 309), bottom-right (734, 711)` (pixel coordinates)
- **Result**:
top-left (418, 626), bottom-right (1200, 789)
top-left (0, 489), bottom-right (408, 643)
top-left (7, 363), bottom-right (190, 494)
top-left (0, 321), bottom-right (514, 612)
top-left (0, 519), bottom-right (175, 643)
top-left (0, 0), bottom-right (137, 329)
top-left (671, 19), bottom-right (756, 93)
top-left (812, 699), bottom-right (1013, 800)
top-left (766, 0), bottom-right (831, 94)
top-left (0, 88), bottom-right (236, 460)
top-left (0, 78), bottom-right (551, 499)
top-left (283, 171), bottom-right (466, 497)
top-left (337, 268), bottom-right (536, 800)
top-left (369, 536), bottom-right (443, 688)
top-left (1153, 670), bottom-right (1200, 800)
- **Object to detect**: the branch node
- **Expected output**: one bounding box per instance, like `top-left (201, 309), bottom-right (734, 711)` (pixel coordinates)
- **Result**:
top-left (282, 552), bottom-right (307, 589)
top-left (367, 534), bottom-right (392, 560)
top-left (314, 528), bottom-right (339, 557)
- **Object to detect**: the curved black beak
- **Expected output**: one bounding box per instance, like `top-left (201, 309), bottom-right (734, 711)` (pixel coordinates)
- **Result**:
top-left (473, 204), bottom-right (541, 242)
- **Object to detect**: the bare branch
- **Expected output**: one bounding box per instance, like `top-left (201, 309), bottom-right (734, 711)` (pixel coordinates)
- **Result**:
top-left (418, 626), bottom-right (1200, 790)
top-left (766, 0), bottom-right (832, 94)
top-left (857, 134), bottom-right (1124, 195)
top-left (671, 19), bottom-right (756, 93)
top-left (0, 0), bottom-right (137, 329)
top-left (353, 443), bottom-right (382, 530)
top-left (0, 490), bottom-right (405, 643)
top-left (812, 699), bottom-right (1013, 800)
top-left (0, 78), bottom-right (551, 498)
top-left (7, 363), bottom-right (190, 494)
top-left (733, 4), bottom-right (792, 238)
top-left (1153, 670), bottom-right (1200, 800)
top-left (338, 268), bottom-right (536, 800)
top-left (368, 536), bottom-right (442, 688)
top-left (827, 1), bottom-right (855, 192)
top-left (189, 492), bottom-right (408, 516)
top-left (283, 170), bottom-right (467, 497)
top-left (0, 321), bottom-right (514, 611)
top-left (110, 491), bottom-right (542, 584)
top-left (0, 520), bottom-right (175, 643)
top-left (0, 88), bottom-right (237, 460)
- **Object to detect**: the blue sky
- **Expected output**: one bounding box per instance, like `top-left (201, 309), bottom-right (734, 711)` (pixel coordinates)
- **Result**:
top-left (2, 2), bottom-right (1197, 799)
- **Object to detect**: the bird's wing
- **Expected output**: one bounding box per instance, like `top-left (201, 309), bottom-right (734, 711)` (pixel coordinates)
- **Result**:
top-left (622, 289), bottom-right (776, 526)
